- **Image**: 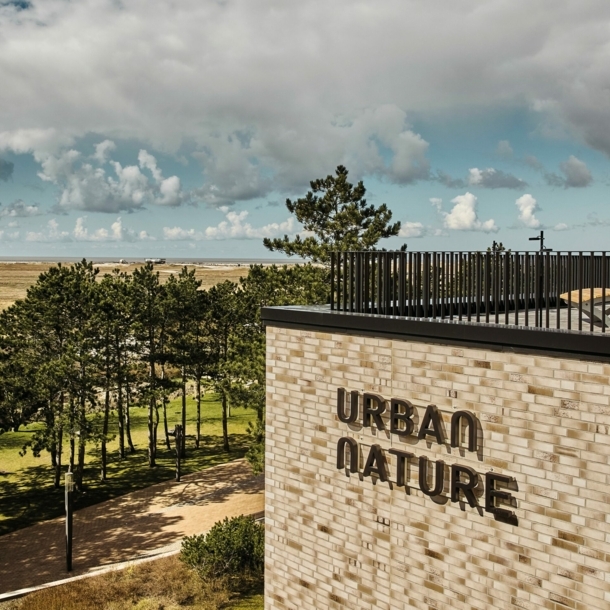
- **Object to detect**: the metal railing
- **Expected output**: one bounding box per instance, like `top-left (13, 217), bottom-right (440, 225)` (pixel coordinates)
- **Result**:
top-left (330, 251), bottom-right (610, 333)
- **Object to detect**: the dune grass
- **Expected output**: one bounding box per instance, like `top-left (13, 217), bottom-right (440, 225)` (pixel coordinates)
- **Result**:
top-left (3, 554), bottom-right (263, 610)
top-left (0, 394), bottom-right (257, 536)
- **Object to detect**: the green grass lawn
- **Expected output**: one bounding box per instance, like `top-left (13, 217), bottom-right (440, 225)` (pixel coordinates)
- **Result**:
top-left (229, 590), bottom-right (264, 609)
top-left (0, 394), bottom-right (257, 536)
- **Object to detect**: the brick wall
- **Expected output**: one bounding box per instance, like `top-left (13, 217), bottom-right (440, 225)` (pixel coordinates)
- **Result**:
top-left (264, 325), bottom-right (610, 610)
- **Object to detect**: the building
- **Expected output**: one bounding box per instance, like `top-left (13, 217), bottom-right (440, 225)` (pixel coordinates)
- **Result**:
top-left (262, 250), bottom-right (610, 609)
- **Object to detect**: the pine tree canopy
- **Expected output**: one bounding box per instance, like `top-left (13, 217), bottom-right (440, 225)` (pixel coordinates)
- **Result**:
top-left (263, 165), bottom-right (403, 264)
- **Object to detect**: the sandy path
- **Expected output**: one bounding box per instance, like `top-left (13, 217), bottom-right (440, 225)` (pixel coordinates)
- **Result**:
top-left (0, 460), bottom-right (263, 595)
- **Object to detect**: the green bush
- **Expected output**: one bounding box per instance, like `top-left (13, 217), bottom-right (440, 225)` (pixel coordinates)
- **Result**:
top-left (180, 515), bottom-right (264, 584)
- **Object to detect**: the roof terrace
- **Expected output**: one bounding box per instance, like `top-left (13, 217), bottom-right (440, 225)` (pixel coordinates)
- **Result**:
top-left (330, 250), bottom-right (610, 334)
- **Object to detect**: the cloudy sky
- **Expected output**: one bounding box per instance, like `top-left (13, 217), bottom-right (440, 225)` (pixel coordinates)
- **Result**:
top-left (0, 0), bottom-right (609, 259)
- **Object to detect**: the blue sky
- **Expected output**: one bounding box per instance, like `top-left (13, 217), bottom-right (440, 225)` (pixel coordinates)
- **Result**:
top-left (0, 0), bottom-right (609, 258)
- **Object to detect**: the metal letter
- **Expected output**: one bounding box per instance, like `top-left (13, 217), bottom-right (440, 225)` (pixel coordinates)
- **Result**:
top-left (363, 393), bottom-right (386, 430)
top-left (450, 464), bottom-right (478, 507)
top-left (417, 405), bottom-right (445, 444)
top-left (388, 448), bottom-right (414, 487)
top-left (418, 456), bottom-right (444, 497)
top-left (362, 444), bottom-right (389, 482)
top-left (450, 411), bottom-right (478, 452)
top-left (485, 472), bottom-right (517, 520)
top-left (337, 387), bottom-right (359, 424)
top-left (336, 437), bottom-right (359, 473)
top-left (390, 398), bottom-right (414, 436)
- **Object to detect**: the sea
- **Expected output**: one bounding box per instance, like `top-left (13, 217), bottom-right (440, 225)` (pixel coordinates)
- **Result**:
top-left (0, 257), bottom-right (303, 265)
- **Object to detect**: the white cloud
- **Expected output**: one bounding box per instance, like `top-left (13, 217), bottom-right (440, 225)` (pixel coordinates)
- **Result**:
top-left (468, 168), bottom-right (527, 190)
top-left (442, 192), bottom-right (498, 233)
top-left (398, 221), bottom-right (425, 238)
top-left (545, 155), bottom-right (593, 188)
top-left (73, 217), bottom-right (109, 241)
top-left (0, 129), bottom-right (73, 160)
top-left (73, 216), bottom-right (149, 242)
top-left (0, 199), bottom-right (41, 217)
top-left (1, 1), bottom-right (610, 205)
top-left (92, 139), bottom-right (116, 164)
top-left (26, 217), bottom-right (150, 242)
top-left (496, 140), bottom-right (513, 159)
top-left (26, 219), bottom-right (70, 242)
top-left (515, 194), bottom-right (541, 229)
top-left (163, 208), bottom-right (295, 241)
top-left (24, 146), bottom-right (192, 213)
top-left (429, 197), bottom-right (443, 211)
top-left (553, 222), bottom-right (569, 231)
top-left (204, 210), bottom-right (294, 240)
top-left (0, 230), bottom-right (20, 241)
top-left (163, 226), bottom-right (202, 241)
top-left (138, 149), bottom-right (163, 183)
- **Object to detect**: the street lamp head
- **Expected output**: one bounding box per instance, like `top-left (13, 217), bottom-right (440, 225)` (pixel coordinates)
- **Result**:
top-left (65, 471), bottom-right (74, 492)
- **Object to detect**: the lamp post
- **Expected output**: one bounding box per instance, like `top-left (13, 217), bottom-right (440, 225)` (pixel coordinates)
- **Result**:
top-left (65, 471), bottom-right (74, 572)
top-left (169, 425), bottom-right (183, 482)
top-left (175, 424), bottom-right (183, 482)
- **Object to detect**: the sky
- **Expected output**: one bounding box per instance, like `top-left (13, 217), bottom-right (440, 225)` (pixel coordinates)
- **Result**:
top-left (0, 0), bottom-right (609, 259)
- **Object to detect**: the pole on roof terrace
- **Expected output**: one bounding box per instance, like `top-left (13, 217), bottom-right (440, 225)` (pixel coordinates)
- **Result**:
top-left (529, 231), bottom-right (552, 327)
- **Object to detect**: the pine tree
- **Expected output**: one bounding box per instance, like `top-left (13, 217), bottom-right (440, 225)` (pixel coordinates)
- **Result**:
top-left (131, 263), bottom-right (165, 468)
top-left (165, 267), bottom-right (203, 457)
top-left (205, 281), bottom-right (241, 453)
top-left (263, 165), bottom-right (403, 263)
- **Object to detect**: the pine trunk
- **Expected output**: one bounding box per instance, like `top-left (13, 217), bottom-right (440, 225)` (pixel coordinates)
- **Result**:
top-left (117, 380), bottom-right (125, 459)
top-left (125, 378), bottom-right (135, 453)
top-left (117, 343), bottom-right (125, 459)
top-left (181, 366), bottom-right (187, 458)
top-left (222, 391), bottom-right (229, 452)
top-left (101, 387), bottom-right (110, 480)
top-left (195, 376), bottom-right (201, 449)
top-left (148, 396), bottom-right (156, 467)
top-left (53, 427), bottom-right (63, 488)
top-left (101, 348), bottom-right (111, 480)
top-left (161, 363), bottom-right (171, 450)
top-left (75, 389), bottom-right (86, 489)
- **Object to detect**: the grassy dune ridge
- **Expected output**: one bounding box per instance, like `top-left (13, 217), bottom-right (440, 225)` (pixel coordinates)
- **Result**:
top-left (0, 261), bottom-right (250, 311)
top-left (0, 554), bottom-right (263, 609)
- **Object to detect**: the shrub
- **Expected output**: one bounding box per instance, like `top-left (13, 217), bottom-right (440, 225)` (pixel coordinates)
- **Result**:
top-left (180, 515), bottom-right (264, 585)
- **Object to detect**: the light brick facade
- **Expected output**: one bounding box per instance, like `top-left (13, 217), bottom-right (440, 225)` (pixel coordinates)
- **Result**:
top-left (265, 325), bottom-right (610, 610)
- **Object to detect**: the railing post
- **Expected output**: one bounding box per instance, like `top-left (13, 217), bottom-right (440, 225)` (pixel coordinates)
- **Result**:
top-left (602, 252), bottom-right (607, 333)
top-left (545, 250), bottom-right (550, 328)
top-left (354, 252), bottom-right (362, 313)
top-left (555, 252), bottom-right (561, 330)
top-left (589, 251), bottom-right (595, 333)
top-left (423, 253), bottom-right (430, 317)
top-left (330, 252), bottom-right (335, 311)
top-left (567, 253), bottom-right (572, 330)
top-left (399, 252), bottom-right (406, 317)
top-left (578, 252), bottom-right (583, 331)
top-left (342, 252), bottom-right (348, 312)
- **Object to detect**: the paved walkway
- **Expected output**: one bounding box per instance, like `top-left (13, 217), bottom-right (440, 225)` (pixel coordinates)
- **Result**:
top-left (0, 459), bottom-right (264, 595)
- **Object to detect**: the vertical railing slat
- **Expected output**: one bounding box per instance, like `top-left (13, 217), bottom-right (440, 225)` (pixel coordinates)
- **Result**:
top-left (555, 252), bottom-right (561, 329)
top-left (589, 251), bottom-right (595, 333)
top-left (578, 252), bottom-right (584, 330)
top-left (330, 251), bottom-right (335, 310)
top-left (566, 252), bottom-right (574, 330)
top-left (602, 252), bottom-right (607, 334)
